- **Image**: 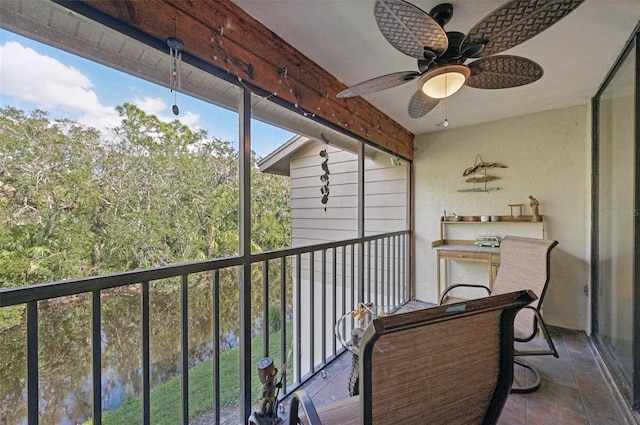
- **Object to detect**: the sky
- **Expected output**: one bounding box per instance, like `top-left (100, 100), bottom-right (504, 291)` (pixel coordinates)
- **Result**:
top-left (0, 29), bottom-right (293, 158)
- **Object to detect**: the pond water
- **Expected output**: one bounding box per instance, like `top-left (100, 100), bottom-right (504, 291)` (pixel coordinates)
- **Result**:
top-left (0, 281), bottom-right (247, 425)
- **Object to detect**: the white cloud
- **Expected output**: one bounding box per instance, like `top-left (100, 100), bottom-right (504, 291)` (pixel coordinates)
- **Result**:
top-left (1, 40), bottom-right (203, 135)
top-left (134, 96), bottom-right (167, 117)
top-left (0, 41), bottom-right (120, 129)
top-left (133, 96), bottom-right (201, 127)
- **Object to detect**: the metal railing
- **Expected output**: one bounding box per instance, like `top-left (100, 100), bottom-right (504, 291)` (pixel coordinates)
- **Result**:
top-left (0, 230), bottom-right (410, 425)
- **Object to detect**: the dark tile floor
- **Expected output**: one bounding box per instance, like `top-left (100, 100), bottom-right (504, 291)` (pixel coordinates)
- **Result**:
top-left (280, 323), bottom-right (635, 425)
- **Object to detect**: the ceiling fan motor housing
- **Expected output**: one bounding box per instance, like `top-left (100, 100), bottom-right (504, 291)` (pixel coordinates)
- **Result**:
top-left (429, 3), bottom-right (454, 27)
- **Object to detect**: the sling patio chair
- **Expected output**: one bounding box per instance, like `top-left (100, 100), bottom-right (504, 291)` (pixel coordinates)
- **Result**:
top-left (440, 235), bottom-right (559, 393)
top-left (288, 290), bottom-right (536, 425)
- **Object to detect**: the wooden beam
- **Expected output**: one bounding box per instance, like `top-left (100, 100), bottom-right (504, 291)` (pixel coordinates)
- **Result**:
top-left (77, 0), bottom-right (414, 159)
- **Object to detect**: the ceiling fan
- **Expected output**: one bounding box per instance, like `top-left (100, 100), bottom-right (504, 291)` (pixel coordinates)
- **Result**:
top-left (336, 0), bottom-right (585, 119)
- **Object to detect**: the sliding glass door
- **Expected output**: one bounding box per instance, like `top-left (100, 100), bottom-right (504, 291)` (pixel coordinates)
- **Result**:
top-left (593, 28), bottom-right (638, 411)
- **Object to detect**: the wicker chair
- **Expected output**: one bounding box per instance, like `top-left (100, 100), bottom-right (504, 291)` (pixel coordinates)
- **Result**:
top-left (288, 290), bottom-right (536, 425)
top-left (440, 235), bottom-right (559, 393)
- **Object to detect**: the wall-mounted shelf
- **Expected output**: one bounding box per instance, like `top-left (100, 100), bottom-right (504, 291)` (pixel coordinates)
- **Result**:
top-left (431, 215), bottom-right (547, 298)
top-left (433, 215), bottom-right (545, 247)
top-left (441, 214), bottom-right (543, 223)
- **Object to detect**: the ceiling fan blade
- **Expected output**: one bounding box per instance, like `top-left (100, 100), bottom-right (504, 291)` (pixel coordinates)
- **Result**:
top-left (374, 0), bottom-right (448, 59)
top-left (337, 71), bottom-right (421, 98)
top-left (462, 0), bottom-right (585, 58)
top-left (408, 90), bottom-right (439, 119)
top-left (466, 55), bottom-right (543, 89)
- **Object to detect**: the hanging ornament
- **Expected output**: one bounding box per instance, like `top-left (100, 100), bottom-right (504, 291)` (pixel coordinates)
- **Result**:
top-left (167, 36), bottom-right (184, 116)
top-left (319, 148), bottom-right (330, 212)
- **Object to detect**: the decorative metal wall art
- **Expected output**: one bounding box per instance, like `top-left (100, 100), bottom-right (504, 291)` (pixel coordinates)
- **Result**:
top-left (458, 154), bottom-right (506, 193)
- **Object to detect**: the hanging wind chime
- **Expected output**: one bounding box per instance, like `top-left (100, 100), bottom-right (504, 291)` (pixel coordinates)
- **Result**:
top-left (167, 36), bottom-right (183, 115)
top-left (320, 149), bottom-right (330, 212)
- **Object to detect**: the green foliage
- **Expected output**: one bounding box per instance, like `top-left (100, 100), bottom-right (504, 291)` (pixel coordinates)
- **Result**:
top-left (0, 107), bottom-right (103, 285)
top-left (269, 304), bottom-right (282, 332)
top-left (0, 305), bottom-right (22, 329)
top-left (0, 105), bottom-right (294, 424)
top-left (86, 322), bottom-right (294, 425)
top-left (0, 105), bottom-right (290, 296)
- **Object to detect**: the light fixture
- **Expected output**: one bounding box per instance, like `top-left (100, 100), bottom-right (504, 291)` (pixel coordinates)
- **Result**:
top-left (418, 65), bottom-right (470, 99)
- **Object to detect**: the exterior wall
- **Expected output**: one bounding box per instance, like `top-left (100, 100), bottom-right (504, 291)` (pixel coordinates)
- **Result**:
top-left (364, 153), bottom-right (409, 236)
top-left (290, 141), bottom-right (408, 246)
top-left (414, 104), bottom-right (591, 331)
top-left (288, 139), bottom-right (410, 376)
top-left (290, 142), bottom-right (358, 245)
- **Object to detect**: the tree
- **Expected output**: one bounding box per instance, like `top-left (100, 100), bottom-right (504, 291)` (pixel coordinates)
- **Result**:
top-left (0, 105), bottom-right (293, 425)
top-left (0, 107), bottom-right (104, 286)
top-left (0, 104), bottom-right (291, 290)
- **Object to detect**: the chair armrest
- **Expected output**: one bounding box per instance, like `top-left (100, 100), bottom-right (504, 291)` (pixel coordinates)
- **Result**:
top-left (289, 390), bottom-right (322, 425)
top-left (514, 306), bottom-right (559, 358)
top-left (440, 284), bottom-right (491, 305)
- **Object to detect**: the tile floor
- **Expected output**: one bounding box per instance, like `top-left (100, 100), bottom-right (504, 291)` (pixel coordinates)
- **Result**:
top-left (280, 325), bottom-right (635, 425)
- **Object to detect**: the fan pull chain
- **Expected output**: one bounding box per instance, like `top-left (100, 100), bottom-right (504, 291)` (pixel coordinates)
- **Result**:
top-left (437, 98), bottom-right (449, 128)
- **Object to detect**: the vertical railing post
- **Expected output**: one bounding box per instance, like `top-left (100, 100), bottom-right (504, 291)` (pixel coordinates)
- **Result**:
top-left (342, 246), bottom-right (347, 315)
top-left (380, 238), bottom-right (386, 305)
top-left (309, 251), bottom-right (315, 372)
top-left (263, 260), bottom-right (270, 357)
top-left (393, 235), bottom-right (398, 305)
top-left (239, 87), bottom-right (253, 421)
top-left (212, 271), bottom-right (221, 424)
top-left (374, 239), bottom-right (379, 306)
top-left (181, 275), bottom-right (189, 425)
top-left (141, 281), bottom-right (150, 425)
top-left (332, 247), bottom-right (337, 356)
top-left (403, 233), bottom-right (409, 301)
top-left (357, 143), bottom-right (365, 302)
top-left (321, 249), bottom-right (327, 363)
top-left (91, 290), bottom-right (102, 425)
top-left (342, 247), bottom-right (348, 345)
top-left (366, 241), bottom-right (371, 303)
top-left (295, 253), bottom-right (302, 383)
top-left (403, 233), bottom-right (408, 301)
top-left (386, 237), bottom-right (396, 304)
top-left (26, 301), bottom-right (38, 425)
top-left (351, 244), bottom-right (356, 308)
top-left (280, 257), bottom-right (288, 391)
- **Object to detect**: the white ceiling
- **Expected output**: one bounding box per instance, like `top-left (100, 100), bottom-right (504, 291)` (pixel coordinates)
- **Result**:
top-left (233, 0), bottom-right (640, 136)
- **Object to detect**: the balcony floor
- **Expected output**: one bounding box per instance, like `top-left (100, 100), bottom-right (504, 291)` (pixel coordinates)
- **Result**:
top-left (279, 310), bottom-right (634, 424)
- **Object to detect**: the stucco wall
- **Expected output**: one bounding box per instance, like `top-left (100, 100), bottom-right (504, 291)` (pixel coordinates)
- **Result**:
top-left (414, 104), bottom-right (591, 330)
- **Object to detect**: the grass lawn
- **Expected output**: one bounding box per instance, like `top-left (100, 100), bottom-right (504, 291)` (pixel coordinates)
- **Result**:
top-left (86, 322), bottom-right (293, 425)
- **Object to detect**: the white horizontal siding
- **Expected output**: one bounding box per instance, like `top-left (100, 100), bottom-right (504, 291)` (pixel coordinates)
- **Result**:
top-left (290, 172), bottom-right (357, 188)
top-left (277, 138), bottom-right (409, 378)
top-left (290, 154), bottom-right (354, 173)
top-left (288, 139), bottom-right (408, 247)
top-left (364, 178), bottom-right (406, 195)
top-left (291, 184), bottom-right (358, 200)
top-left (364, 193), bottom-right (407, 207)
top-left (292, 207), bottom-right (358, 220)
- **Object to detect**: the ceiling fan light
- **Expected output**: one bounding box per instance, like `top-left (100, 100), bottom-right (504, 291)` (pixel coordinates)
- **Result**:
top-left (419, 65), bottom-right (470, 99)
